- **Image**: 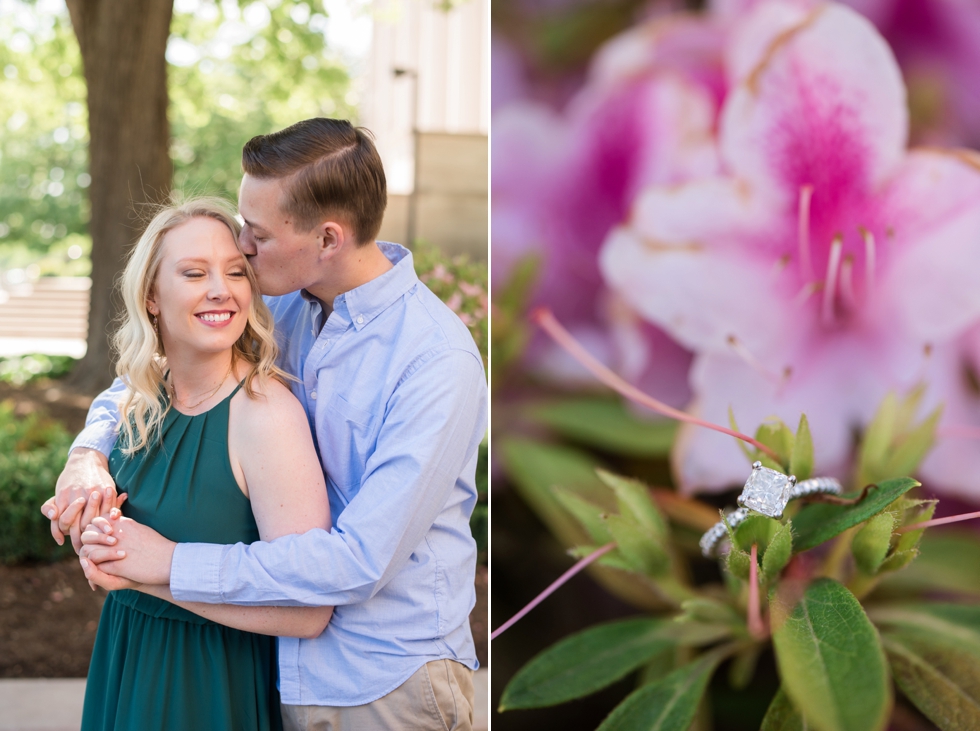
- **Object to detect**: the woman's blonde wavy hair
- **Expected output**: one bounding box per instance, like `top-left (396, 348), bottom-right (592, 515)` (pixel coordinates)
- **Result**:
top-left (113, 196), bottom-right (286, 455)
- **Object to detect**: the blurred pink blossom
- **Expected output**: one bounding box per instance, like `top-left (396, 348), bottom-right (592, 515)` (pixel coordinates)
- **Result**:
top-left (716, 0), bottom-right (980, 145)
top-left (601, 3), bottom-right (980, 494)
top-left (492, 14), bottom-right (731, 403)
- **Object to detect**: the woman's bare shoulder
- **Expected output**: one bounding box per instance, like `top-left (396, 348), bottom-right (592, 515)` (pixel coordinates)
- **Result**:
top-left (231, 374), bottom-right (308, 434)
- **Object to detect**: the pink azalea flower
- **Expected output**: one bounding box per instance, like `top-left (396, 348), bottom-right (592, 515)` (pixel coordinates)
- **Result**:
top-left (717, 0), bottom-right (980, 145)
top-left (492, 15), bottom-right (726, 401)
top-left (843, 0), bottom-right (980, 146)
top-left (601, 3), bottom-right (980, 494)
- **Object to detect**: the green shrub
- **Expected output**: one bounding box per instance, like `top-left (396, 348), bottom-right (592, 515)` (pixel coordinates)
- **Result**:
top-left (413, 241), bottom-right (488, 368)
top-left (0, 400), bottom-right (73, 564)
top-left (0, 353), bottom-right (77, 386)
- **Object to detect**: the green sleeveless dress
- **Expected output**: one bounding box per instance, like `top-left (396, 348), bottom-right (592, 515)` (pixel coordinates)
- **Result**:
top-left (81, 382), bottom-right (283, 731)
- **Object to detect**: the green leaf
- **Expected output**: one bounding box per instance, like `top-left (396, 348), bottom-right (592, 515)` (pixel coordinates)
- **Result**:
top-left (771, 578), bottom-right (891, 731)
top-left (726, 547), bottom-right (752, 581)
top-left (597, 469), bottom-right (668, 543)
top-left (877, 531), bottom-right (980, 599)
top-left (552, 487), bottom-right (612, 545)
top-left (852, 512), bottom-right (894, 575)
top-left (881, 405), bottom-right (942, 478)
top-left (678, 598), bottom-right (741, 625)
top-left (756, 420), bottom-right (795, 469)
top-left (501, 439), bottom-right (611, 548)
top-left (762, 521), bottom-right (793, 584)
top-left (892, 498), bottom-right (936, 555)
top-left (501, 439), bottom-right (665, 609)
top-left (529, 399), bottom-right (677, 457)
top-left (873, 606), bottom-right (980, 730)
top-left (722, 513), bottom-right (751, 581)
top-left (595, 647), bottom-right (728, 731)
top-left (734, 515), bottom-right (780, 555)
top-left (871, 604), bottom-right (980, 649)
top-left (760, 688), bottom-right (809, 731)
top-left (877, 548), bottom-right (918, 573)
top-left (568, 544), bottom-right (635, 572)
top-left (728, 643), bottom-right (763, 690)
top-left (789, 414), bottom-right (814, 481)
top-left (859, 393), bottom-right (898, 481)
top-left (499, 617), bottom-right (677, 710)
top-left (791, 477), bottom-right (919, 552)
top-left (730, 407), bottom-right (754, 461)
top-left (605, 513), bottom-right (669, 576)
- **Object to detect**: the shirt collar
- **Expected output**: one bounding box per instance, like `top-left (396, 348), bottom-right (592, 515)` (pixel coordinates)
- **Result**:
top-left (300, 242), bottom-right (418, 332)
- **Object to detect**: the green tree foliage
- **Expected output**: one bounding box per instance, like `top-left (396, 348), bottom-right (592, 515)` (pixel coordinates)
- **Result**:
top-left (0, 0), bottom-right (357, 271)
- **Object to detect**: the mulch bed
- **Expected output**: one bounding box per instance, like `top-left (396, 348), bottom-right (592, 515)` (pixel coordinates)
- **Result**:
top-left (0, 379), bottom-right (489, 677)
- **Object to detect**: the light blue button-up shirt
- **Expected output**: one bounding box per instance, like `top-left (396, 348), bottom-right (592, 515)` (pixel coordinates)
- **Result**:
top-left (72, 243), bottom-right (487, 705)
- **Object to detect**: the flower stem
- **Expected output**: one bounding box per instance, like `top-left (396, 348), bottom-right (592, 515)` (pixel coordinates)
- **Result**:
top-left (490, 542), bottom-right (616, 641)
top-left (897, 510), bottom-right (980, 533)
top-left (531, 308), bottom-right (778, 460)
top-left (748, 544), bottom-right (766, 639)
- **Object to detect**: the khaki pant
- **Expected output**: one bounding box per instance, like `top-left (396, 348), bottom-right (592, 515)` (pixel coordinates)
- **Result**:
top-left (281, 659), bottom-right (474, 731)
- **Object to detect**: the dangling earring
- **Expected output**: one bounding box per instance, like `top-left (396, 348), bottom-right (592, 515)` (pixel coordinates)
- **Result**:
top-left (152, 314), bottom-right (159, 334)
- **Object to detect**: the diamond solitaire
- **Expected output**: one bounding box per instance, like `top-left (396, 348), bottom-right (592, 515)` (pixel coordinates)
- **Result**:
top-left (737, 462), bottom-right (797, 519)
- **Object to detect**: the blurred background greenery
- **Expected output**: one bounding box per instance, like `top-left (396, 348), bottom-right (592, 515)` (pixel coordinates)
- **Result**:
top-left (0, 0), bottom-right (357, 275)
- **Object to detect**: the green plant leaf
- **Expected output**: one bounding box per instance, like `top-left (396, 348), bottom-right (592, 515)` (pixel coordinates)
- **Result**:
top-left (605, 513), bottom-right (669, 576)
top-left (734, 515), bottom-right (780, 555)
top-left (501, 439), bottom-right (665, 609)
top-left (597, 469), bottom-right (668, 543)
top-left (762, 521), bottom-right (793, 584)
top-left (552, 487), bottom-right (612, 544)
top-left (877, 531), bottom-right (980, 599)
top-left (728, 643), bottom-right (763, 690)
top-left (595, 647), bottom-right (728, 731)
top-left (873, 606), bottom-right (980, 730)
top-left (789, 414), bottom-right (814, 481)
top-left (852, 512), bottom-right (895, 575)
top-left (881, 405), bottom-right (942, 478)
top-left (499, 617), bottom-right (677, 711)
top-left (791, 477), bottom-right (919, 552)
top-left (501, 439), bottom-right (611, 547)
top-left (858, 393), bottom-right (898, 483)
top-left (721, 513), bottom-right (751, 581)
top-left (771, 578), bottom-right (891, 731)
top-left (760, 688), bottom-right (809, 731)
top-left (569, 544), bottom-right (636, 573)
top-left (730, 407), bottom-right (754, 461)
top-left (528, 399), bottom-right (677, 457)
top-left (756, 420), bottom-right (795, 469)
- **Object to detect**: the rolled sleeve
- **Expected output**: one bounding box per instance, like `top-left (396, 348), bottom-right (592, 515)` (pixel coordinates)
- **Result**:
top-left (70, 378), bottom-right (127, 457)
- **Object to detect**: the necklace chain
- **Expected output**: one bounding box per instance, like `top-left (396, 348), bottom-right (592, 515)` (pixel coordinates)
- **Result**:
top-left (169, 364), bottom-right (233, 410)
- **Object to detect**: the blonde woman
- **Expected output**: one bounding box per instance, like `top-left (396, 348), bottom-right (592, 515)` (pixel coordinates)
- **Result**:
top-left (74, 198), bottom-right (330, 731)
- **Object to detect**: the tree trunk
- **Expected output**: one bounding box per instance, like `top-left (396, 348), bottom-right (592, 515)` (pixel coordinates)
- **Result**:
top-left (65, 0), bottom-right (174, 393)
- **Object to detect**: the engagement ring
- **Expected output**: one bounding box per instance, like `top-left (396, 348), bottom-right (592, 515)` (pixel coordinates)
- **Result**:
top-left (699, 462), bottom-right (842, 557)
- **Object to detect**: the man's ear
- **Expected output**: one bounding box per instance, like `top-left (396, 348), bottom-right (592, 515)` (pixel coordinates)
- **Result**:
top-left (317, 221), bottom-right (347, 259)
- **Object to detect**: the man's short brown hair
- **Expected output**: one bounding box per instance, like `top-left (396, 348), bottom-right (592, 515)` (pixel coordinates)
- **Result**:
top-left (242, 118), bottom-right (387, 245)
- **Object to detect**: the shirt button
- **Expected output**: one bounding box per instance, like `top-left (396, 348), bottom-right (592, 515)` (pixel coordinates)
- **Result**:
top-left (356, 315), bottom-right (364, 324)
top-left (311, 391), bottom-right (317, 400)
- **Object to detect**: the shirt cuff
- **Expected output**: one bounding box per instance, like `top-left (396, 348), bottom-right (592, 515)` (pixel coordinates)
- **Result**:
top-left (70, 422), bottom-right (119, 458)
top-left (170, 542), bottom-right (227, 603)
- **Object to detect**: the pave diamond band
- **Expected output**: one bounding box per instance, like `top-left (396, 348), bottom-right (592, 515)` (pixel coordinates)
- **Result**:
top-left (700, 464), bottom-right (843, 557)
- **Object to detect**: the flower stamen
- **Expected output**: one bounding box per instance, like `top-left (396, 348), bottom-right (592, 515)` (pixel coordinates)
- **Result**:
top-left (822, 235), bottom-right (843, 326)
top-left (861, 227), bottom-right (876, 303)
top-left (798, 185), bottom-right (815, 282)
top-left (727, 334), bottom-right (783, 384)
top-left (840, 253), bottom-right (856, 312)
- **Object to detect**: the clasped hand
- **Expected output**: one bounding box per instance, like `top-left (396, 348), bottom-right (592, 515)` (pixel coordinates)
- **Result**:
top-left (79, 510), bottom-right (177, 592)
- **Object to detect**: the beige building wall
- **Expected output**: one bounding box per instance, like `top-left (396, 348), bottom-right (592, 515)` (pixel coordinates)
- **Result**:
top-left (363, 0), bottom-right (489, 260)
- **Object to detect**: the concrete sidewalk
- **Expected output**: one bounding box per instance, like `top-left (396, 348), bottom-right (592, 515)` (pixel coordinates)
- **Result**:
top-left (0, 670), bottom-right (489, 730)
